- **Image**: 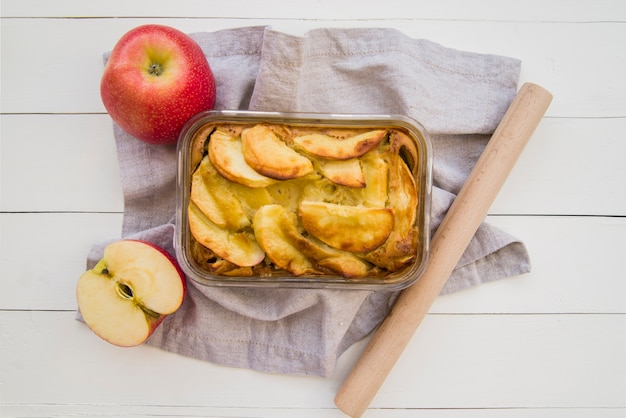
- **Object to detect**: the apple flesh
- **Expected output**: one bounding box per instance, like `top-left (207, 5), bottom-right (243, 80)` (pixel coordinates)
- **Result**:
top-left (100, 24), bottom-right (216, 145)
top-left (76, 240), bottom-right (186, 347)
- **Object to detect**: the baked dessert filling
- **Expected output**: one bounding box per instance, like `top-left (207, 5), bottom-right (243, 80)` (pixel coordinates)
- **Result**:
top-left (186, 122), bottom-right (421, 279)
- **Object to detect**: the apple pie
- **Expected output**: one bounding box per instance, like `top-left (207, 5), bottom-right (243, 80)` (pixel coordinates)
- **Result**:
top-left (185, 121), bottom-right (423, 280)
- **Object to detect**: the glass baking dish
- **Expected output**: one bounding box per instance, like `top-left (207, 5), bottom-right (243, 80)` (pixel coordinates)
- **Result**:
top-left (174, 110), bottom-right (432, 290)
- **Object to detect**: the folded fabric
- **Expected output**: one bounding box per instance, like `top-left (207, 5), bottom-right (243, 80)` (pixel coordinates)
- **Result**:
top-left (85, 26), bottom-right (529, 377)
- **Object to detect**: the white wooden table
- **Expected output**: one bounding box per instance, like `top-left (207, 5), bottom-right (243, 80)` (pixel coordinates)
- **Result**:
top-left (1, 1), bottom-right (625, 417)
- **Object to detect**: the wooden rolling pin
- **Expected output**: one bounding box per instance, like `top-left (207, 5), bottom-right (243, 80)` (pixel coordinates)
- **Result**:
top-left (334, 82), bottom-right (553, 417)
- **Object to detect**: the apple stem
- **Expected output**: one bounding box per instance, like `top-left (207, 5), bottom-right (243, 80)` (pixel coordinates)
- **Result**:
top-left (147, 63), bottom-right (164, 76)
top-left (92, 258), bottom-right (110, 276)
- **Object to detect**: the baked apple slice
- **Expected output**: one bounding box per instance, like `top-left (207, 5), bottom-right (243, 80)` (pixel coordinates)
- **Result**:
top-left (188, 202), bottom-right (265, 267)
top-left (76, 240), bottom-right (186, 347)
top-left (208, 129), bottom-right (278, 188)
top-left (363, 150), bottom-right (418, 270)
top-left (360, 154), bottom-right (389, 207)
top-left (241, 125), bottom-right (314, 180)
top-left (190, 155), bottom-right (250, 230)
top-left (299, 201), bottom-right (394, 252)
top-left (254, 204), bottom-right (372, 277)
top-left (317, 158), bottom-right (365, 188)
top-left (253, 204), bottom-right (317, 275)
top-left (294, 129), bottom-right (386, 160)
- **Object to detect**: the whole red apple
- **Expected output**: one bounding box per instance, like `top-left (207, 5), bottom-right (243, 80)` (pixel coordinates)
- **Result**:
top-left (100, 25), bottom-right (216, 145)
top-left (76, 240), bottom-right (187, 347)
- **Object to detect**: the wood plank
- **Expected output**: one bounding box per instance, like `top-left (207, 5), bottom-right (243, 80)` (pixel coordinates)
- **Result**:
top-left (2, 115), bottom-right (624, 215)
top-left (491, 117), bottom-right (626, 216)
top-left (368, 313), bottom-right (625, 409)
top-left (0, 212), bottom-right (123, 310)
top-left (0, 114), bottom-right (124, 212)
top-left (1, 311), bottom-right (623, 410)
top-left (0, 19), bottom-right (624, 117)
top-left (431, 215), bottom-right (626, 314)
top-left (2, 0), bottom-right (625, 21)
top-left (1, 213), bottom-right (623, 314)
top-left (2, 405), bottom-right (624, 418)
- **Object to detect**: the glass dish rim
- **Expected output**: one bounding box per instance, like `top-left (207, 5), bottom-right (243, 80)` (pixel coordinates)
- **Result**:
top-left (174, 109), bottom-right (433, 291)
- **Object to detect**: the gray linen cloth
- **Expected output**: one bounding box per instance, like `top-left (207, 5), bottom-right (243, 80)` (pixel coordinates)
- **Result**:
top-left (85, 26), bottom-right (529, 377)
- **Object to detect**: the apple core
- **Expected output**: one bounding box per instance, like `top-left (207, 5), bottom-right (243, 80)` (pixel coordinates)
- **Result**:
top-left (115, 282), bottom-right (134, 300)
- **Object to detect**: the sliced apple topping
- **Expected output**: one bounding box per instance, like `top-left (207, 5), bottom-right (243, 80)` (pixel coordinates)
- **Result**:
top-left (254, 204), bottom-right (371, 277)
top-left (299, 201), bottom-right (394, 253)
top-left (362, 149), bottom-right (419, 270)
top-left (209, 129), bottom-right (278, 188)
top-left (189, 124), bottom-right (215, 170)
top-left (294, 129), bottom-right (387, 160)
top-left (253, 204), bottom-right (316, 275)
top-left (188, 202), bottom-right (265, 267)
top-left (191, 155), bottom-right (250, 230)
top-left (241, 125), bottom-right (314, 180)
top-left (316, 158), bottom-right (365, 188)
top-left (282, 223), bottom-right (372, 278)
top-left (360, 153), bottom-right (389, 207)
top-left (387, 139), bottom-right (418, 230)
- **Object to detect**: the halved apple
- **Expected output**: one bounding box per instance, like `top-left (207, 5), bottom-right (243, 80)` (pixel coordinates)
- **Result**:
top-left (241, 125), bottom-right (314, 180)
top-left (188, 201), bottom-right (265, 267)
top-left (299, 201), bottom-right (394, 253)
top-left (76, 240), bottom-right (186, 347)
top-left (316, 158), bottom-right (365, 188)
top-left (208, 129), bottom-right (278, 188)
top-left (294, 129), bottom-right (387, 160)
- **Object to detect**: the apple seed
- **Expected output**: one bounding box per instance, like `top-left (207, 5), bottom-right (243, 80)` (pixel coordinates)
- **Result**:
top-left (115, 282), bottom-right (134, 299)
